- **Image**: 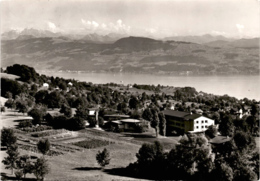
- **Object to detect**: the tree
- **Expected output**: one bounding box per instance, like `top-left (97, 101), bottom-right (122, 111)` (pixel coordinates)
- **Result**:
top-left (212, 162), bottom-right (233, 181)
top-left (35, 90), bottom-right (48, 104)
top-left (96, 148), bottom-right (111, 168)
top-left (6, 64), bottom-right (39, 83)
top-left (251, 104), bottom-right (258, 116)
top-left (37, 139), bottom-right (50, 155)
top-left (1, 106), bottom-right (6, 113)
top-left (205, 125), bottom-right (218, 138)
top-left (15, 100), bottom-right (29, 115)
top-left (142, 108), bottom-right (153, 122)
top-left (233, 165), bottom-right (257, 181)
top-left (151, 109), bottom-right (159, 137)
top-left (75, 106), bottom-right (89, 120)
top-left (28, 107), bottom-right (46, 125)
top-left (5, 98), bottom-right (16, 110)
top-left (46, 91), bottom-right (64, 109)
top-left (1, 128), bottom-right (17, 147)
top-left (88, 117), bottom-right (97, 127)
top-left (246, 116), bottom-right (257, 133)
top-left (233, 130), bottom-right (256, 152)
top-left (158, 112), bottom-right (166, 136)
top-left (135, 141), bottom-right (165, 177)
top-left (33, 157), bottom-right (50, 181)
top-left (2, 144), bottom-right (19, 175)
top-left (15, 170), bottom-right (23, 180)
top-left (16, 155), bottom-right (33, 178)
top-left (59, 104), bottom-right (72, 117)
top-left (1, 78), bottom-right (22, 98)
top-left (129, 96), bottom-right (140, 110)
top-left (71, 117), bottom-right (86, 130)
top-left (219, 115), bottom-right (234, 136)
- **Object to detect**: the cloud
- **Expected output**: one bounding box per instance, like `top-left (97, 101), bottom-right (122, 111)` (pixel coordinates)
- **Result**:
top-left (211, 30), bottom-right (227, 36)
top-left (81, 19), bottom-right (130, 34)
top-left (145, 28), bottom-right (157, 34)
top-left (47, 21), bottom-right (57, 32)
top-left (81, 19), bottom-right (99, 31)
top-left (236, 24), bottom-right (244, 33)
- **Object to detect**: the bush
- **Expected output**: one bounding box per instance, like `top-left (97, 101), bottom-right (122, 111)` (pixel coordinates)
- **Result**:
top-left (15, 170), bottom-right (23, 180)
top-left (31, 129), bottom-right (64, 137)
top-left (88, 117), bottom-right (97, 127)
top-left (96, 148), bottom-right (111, 168)
top-left (37, 139), bottom-right (50, 155)
top-left (98, 117), bottom-right (104, 127)
top-left (135, 124), bottom-right (146, 133)
top-left (18, 120), bottom-right (33, 128)
top-left (21, 125), bottom-right (52, 133)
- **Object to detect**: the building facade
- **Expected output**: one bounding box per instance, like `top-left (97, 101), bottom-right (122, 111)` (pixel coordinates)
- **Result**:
top-left (163, 110), bottom-right (214, 135)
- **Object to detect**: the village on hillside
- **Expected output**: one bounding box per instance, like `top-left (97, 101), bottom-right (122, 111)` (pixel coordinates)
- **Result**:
top-left (1, 64), bottom-right (259, 180)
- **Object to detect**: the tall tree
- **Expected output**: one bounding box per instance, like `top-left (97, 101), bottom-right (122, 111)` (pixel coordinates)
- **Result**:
top-left (33, 157), bottom-right (50, 181)
top-left (158, 112), bottom-right (166, 136)
top-left (142, 108), bottom-right (153, 122)
top-left (151, 109), bottom-right (160, 137)
top-left (16, 155), bottom-right (33, 178)
top-left (2, 144), bottom-right (19, 175)
top-left (1, 128), bottom-right (17, 147)
top-left (246, 116), bottom-right (257, 133)
top-left (219, 115), bottom-right (234, 136)
top-left (129, 96), bottom-right (140, 110)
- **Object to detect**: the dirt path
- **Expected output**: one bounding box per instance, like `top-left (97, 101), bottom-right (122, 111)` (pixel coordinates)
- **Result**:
top-left (0, 109), bottom-right (33, 129)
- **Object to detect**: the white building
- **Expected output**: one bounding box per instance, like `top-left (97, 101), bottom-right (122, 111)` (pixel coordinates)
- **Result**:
top-left (163, 110), bottom-right (215, 135)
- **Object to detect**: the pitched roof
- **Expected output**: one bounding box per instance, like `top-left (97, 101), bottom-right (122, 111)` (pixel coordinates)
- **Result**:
top-left (120, 119), bottom-right (140, 123)
top-left (104, 114), bottom-right (130, 118)
top-left (162, 110), bottom-right (190, 118)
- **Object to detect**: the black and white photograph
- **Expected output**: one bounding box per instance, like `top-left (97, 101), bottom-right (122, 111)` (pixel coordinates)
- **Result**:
top-left (0, 0), bottom-right (259, 180)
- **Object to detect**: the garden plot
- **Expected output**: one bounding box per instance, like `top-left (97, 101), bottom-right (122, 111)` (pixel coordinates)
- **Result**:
top-left (72, 138), bottom-right (113, 149)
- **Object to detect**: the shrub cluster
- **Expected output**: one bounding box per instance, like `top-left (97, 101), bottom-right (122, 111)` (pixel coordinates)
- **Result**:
top-left (20, 125), bottom-right (52, 133)
top-left (73, 139), bottom-right (112, 149)
top-left (31, 129), bottom-right (65, 137)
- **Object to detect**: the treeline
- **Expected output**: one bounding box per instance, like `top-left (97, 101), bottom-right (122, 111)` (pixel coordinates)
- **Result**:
top-left (126, 132), bottom-right (259, 180)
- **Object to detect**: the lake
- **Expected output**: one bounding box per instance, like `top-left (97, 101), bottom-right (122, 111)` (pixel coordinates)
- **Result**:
top-left (44, 72), bottom-right (260, 100)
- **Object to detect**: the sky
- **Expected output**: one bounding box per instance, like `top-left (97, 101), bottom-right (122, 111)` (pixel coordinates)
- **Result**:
top-left (1, 0), bottom-right (259, 38)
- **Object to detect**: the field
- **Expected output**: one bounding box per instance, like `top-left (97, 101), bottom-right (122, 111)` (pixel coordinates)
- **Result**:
top-left (1, 108), bottom-right (178, 181)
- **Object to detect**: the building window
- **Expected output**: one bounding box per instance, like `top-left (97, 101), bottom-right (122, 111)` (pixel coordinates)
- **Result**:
top-left (196, 126), bottom-right (199, 129)
top-left (202, 121), bottom-right (204, 123)
top-left (205, 120), bottom-right (208, 123)
top-left (201, 126), bottom-right (204, 128)
top-left (196, 121), bottom-right (199, 124)
top-left (205, 125), bottom-right (208, 128)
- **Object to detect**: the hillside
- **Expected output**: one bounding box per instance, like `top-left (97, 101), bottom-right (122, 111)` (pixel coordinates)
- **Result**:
top-left (1, 36), bottom-right (259, 75)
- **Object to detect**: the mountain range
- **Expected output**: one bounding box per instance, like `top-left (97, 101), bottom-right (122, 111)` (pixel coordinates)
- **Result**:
top-left (1, 29), bottom-right (259, 75)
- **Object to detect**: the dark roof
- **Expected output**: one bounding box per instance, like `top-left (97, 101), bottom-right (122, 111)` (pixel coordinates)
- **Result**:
top-left (87, 108), bottom-right (99, 111)
top-left (162, 110), bottom-right (190, 118)
top-left (184, 114), bottom-right (202, 120)
top-left (209, 136), bottom-right (232, 144)
top-left (104, 114), bottom-right (130, 118)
